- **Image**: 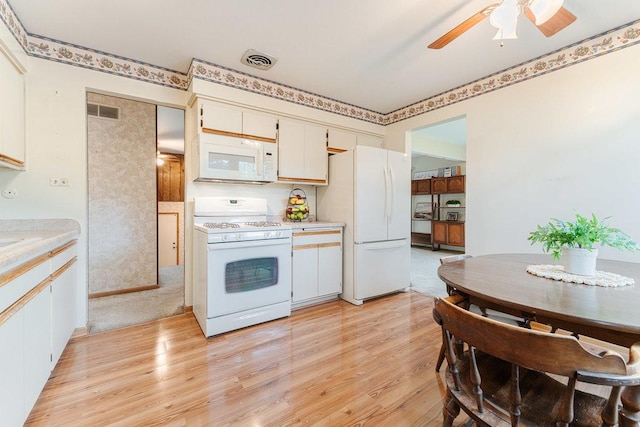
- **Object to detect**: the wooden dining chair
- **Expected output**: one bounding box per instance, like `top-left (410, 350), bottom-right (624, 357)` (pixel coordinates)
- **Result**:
top-left (435, 254), bottom-right (526, 372)
top-left (433, 295), bottom-right (640, 426)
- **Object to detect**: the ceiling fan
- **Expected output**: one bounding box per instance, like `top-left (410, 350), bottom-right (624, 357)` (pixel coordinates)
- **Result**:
top-left (428, 0), bottom-right (576, 49)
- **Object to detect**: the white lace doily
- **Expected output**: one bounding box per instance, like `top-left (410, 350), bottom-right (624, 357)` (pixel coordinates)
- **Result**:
top-left (526, 264), bottom-right (635, 287)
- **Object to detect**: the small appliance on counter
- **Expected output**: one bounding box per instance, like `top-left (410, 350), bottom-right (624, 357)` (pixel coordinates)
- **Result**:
top-left (285, 188), bottom-right (310, 221)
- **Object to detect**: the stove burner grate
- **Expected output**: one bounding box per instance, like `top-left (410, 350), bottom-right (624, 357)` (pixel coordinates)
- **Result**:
top-left (244, 221), bottom-right (282, 227)
top-left (202, 222), bottom-right (240, 229)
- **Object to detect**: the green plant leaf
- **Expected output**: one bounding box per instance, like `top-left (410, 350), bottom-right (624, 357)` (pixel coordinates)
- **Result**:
top-left (528, 212), bottom-right (639, 260)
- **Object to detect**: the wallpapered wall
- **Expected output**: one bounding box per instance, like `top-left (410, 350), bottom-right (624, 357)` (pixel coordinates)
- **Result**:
top-left (87, 93), bottom-right (157, 294)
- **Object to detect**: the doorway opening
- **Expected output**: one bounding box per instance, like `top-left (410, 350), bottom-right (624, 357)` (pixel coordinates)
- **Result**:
top-left (409, 116), bottom-right (467, 297)
top-left (86, 93), bottom-right (185, 333)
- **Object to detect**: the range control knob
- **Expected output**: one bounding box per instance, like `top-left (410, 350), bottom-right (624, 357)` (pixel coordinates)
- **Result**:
top-left (235, 233), bottom-right (243, 241)
top-left (264, 231), bottom-right (272, 238)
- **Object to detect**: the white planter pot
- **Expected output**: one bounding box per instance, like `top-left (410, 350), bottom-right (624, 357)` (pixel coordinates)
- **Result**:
top-left (562, 247), bottom-right (598, 276)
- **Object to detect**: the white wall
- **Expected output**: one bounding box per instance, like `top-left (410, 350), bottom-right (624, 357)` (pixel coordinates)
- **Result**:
top-left (387, 44), bottom-right (640, 262)
top-left (0, 57), bottom-right (187, 327)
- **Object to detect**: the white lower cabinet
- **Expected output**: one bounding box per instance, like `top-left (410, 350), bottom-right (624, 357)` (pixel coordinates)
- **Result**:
top-left (0, 311), bottom-right (25, 426)
top-left (51, 255), bottom-right (78, 367)
top-left (0, 240), bottom-right (77, 426)
top-left (292, 228), bottom-right (342, 306)
top-left (23, 286), bottom-right (52, 413)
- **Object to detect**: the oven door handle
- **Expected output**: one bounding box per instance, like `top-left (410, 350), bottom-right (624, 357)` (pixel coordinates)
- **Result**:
top-left (207, 239), bottom-right (291, 250)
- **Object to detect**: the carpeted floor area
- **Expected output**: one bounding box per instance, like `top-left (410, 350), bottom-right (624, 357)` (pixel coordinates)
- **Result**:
top-left (88, 265), bottom-right (185, 334)
top-left (409, 246), bottom-right (461, 297)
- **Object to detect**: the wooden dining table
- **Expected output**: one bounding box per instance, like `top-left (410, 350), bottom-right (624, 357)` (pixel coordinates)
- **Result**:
top-left (437, 253), bottom-right (640, 425)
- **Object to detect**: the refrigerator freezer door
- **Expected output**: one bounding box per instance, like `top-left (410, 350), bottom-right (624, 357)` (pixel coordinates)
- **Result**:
top-left (387, 150), bottom-right (411, 241)
top-left (354, 146), bottom-right (388, 243)
top-left (353, 239), bottom-right (410, 300)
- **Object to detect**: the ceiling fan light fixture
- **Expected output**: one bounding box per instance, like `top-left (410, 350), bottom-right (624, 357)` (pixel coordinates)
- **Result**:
top-left (490, 0), bottom-right (520, 29)
top-left (528, 0), bottom-right (563, 25)
top-left (493, 26), bottom-right (518, 41)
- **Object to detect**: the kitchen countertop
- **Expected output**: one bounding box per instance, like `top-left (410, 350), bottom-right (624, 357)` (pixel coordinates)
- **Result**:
top-left (284, 221), bottom-right (344, 229)
top-left (0, 219), bottom-right (81, 273)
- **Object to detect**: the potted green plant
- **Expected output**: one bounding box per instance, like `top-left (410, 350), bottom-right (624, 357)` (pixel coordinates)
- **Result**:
top-left (528, 213), bottom-right (639, 276)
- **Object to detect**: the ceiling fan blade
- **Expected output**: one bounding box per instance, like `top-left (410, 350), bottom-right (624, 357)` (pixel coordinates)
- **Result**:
top-left (524, 6), bottom-right (576, 37)
top-left (428, 5), bottom-right (497, 49)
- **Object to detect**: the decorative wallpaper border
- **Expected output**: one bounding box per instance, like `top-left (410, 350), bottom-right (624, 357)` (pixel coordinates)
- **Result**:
top-left (190, 59), bottom-right (386, 124)
top-left (386, 19), bottom-right (640, 124)
top-left (25, 34), bottom-right (189, 90)
top-left (1, 0), bottom-right (638, 125)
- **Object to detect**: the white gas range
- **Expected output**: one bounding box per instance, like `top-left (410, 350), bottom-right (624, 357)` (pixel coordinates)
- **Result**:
top-left (192, 197), bottom-right (292, 337)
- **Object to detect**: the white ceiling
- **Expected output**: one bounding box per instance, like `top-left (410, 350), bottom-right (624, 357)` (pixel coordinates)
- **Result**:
top-left (9, 1), bottom-right (640, 113)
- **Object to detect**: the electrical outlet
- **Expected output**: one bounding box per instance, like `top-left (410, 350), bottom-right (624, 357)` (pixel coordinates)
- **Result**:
top-left (60, 178), bottom-right (70, 186)
top-left (2, 188), bottom-right (18, 199)
top-left (50, 178), bottom-right (60, 186)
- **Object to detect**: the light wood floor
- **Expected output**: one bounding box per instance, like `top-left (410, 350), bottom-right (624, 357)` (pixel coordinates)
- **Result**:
top-left (26, 291), bottom-right (460, 426)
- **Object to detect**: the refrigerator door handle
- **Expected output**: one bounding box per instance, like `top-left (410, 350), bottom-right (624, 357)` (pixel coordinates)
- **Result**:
top-left (388, 165), bottom-right (395, 223)
top-left (383, 166), bottom-right (389, 222)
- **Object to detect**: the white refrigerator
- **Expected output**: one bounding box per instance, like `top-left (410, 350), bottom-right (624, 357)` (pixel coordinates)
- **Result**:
top-left (318, 145), bottom-right (411, 305)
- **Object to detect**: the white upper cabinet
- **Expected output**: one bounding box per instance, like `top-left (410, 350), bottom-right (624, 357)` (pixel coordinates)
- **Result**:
top-left (327, 127), bottom-right (383, 153)
top-left (278, 118), bottom-right (328, 185)
top-left (0, 43), bottom-right (26, 170)
top-left (243, 109), bottom-right (278, 141)
top-left (327, 128), bottom-right (356, 153)
top-left (356, 134), bottom-right (383, 148)
top-left (199, 100), bottom-right (277, 141)
top-left (200, 101), bottom-right (242, 134)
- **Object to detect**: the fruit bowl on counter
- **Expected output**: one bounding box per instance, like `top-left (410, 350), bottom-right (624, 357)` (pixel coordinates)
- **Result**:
top-left (285, 188), bottom-right (309, 221)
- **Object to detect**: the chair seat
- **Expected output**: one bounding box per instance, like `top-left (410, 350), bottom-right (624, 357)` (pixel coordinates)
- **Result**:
top-left (446, 352), bottom-right (609, 427)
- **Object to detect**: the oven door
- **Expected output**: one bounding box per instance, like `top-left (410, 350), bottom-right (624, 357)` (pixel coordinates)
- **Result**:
top-left (206, 238), bottom-right (291, 317)
top-left (199, 135), bottom-right (264, 182)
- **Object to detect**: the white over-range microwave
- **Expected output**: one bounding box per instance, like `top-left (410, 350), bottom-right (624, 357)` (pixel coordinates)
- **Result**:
top-left (194, 133), bottom-right (278, 183)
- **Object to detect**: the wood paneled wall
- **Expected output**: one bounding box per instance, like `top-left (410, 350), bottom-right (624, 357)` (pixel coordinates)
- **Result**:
top-left (157, 154), bottom-right (184, 202)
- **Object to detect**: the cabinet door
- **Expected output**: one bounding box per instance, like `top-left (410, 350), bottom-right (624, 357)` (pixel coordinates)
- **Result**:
top-left (304, 123), bottom-right (328, 183)
top-left (200, 101), bottom-right (242, 135)
top-left (415, 179), bottom-right (431, 194)
top-left (447, 223), bottom-right (465, 246)
top-left (431, 178), bottom-right (447, 194)
top-left (23, 285), bottom-right (52, 413)
top-left (327, 128), bottom-right (356, 152)
top-left (243, 110), bottom-right (277, 141)
top-left (432, 221), bottom-right (447, 244)
top-left (51, 261), bottom-right (77, 367)
top-left (278, 118), bottom-right (306, 180)
top-left (0, 46), bottom-right (26, 166)
top-left (356, 134), bottom-right (383, 148)
top-left (447, 176), bottom-right (465, 193)
top-left (0, 310), bottom-right (26, 426)
top-left (318, 243), bottom-right (342, 296)
top-left (292, 245), bottom-right (319, 303)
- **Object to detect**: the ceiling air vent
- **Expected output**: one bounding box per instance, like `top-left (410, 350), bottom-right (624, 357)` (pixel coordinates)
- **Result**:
top-left (240, 49), bottom-right (277, 71)
top-left (87, 103), bottom-right (120, 120)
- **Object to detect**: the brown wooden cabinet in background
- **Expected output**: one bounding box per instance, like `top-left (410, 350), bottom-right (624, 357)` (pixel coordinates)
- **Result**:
top-left (157, 154), bottom-right (185, 202)
top-left (432, 221), bottom-right (465, 247)
top-left (432, 175), bottom-right (465, 194)
top-left (411, 175), bottom-right (466, 249)
top-left (411, 179), bottom-right (431, 195)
